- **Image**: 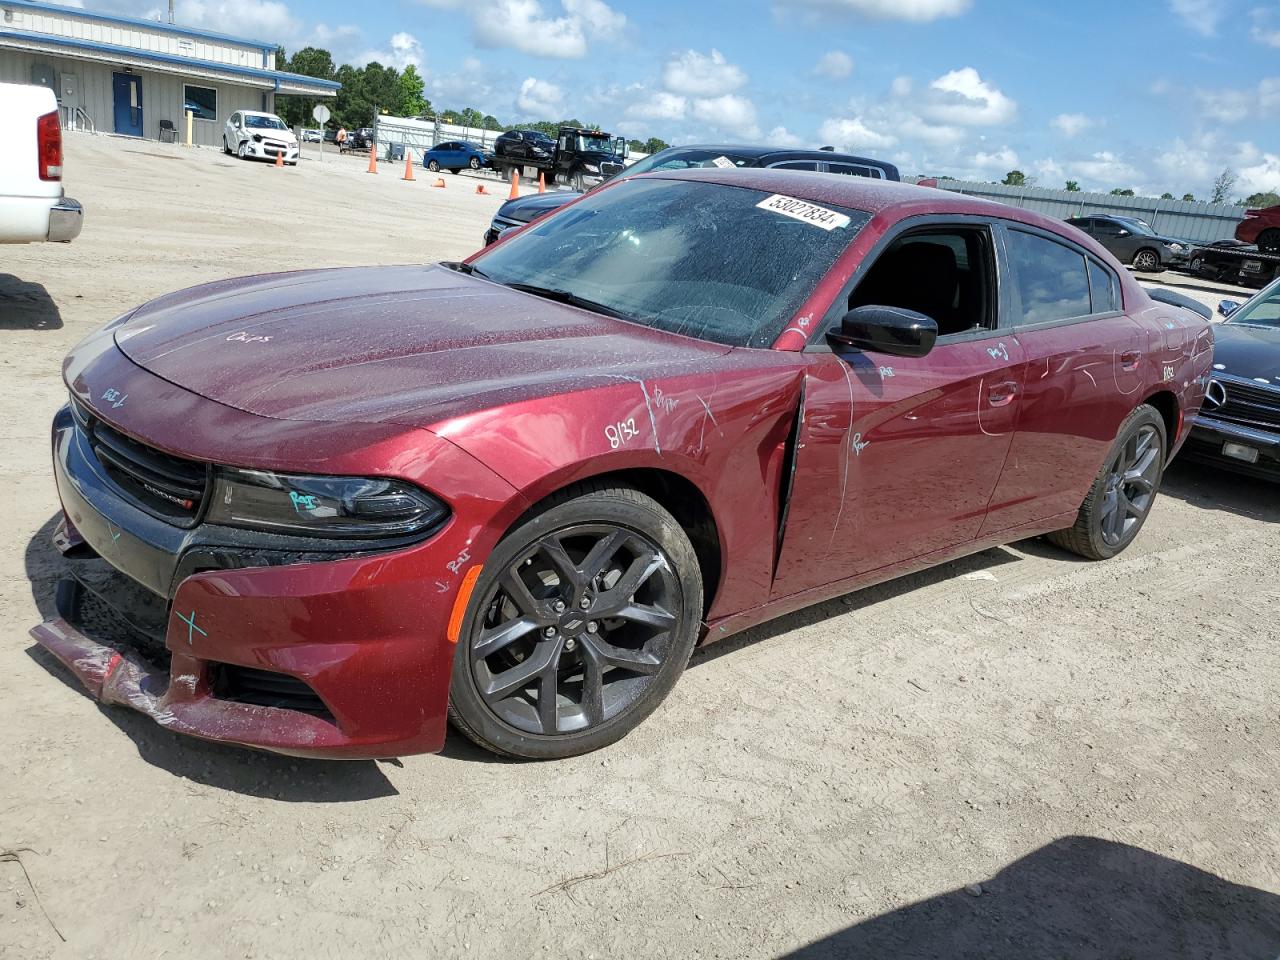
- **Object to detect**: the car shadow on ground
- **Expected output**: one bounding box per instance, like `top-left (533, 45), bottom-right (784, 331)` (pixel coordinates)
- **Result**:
top-left (691, 545), bottom-right (1025, 667)
top-left (23, 514), bottom-right (398, 800)
top-left (777, 836), bottom-right (1280, 960)
top-left (1162, 458), bottom-right (1279, 524)
top-left (0, 274), bottom-right (64, 330)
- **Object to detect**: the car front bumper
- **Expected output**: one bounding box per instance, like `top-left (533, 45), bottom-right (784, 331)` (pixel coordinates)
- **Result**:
top-left (33, 354), bottom-right (522, 757)
top-left (1182, 414), bottom-right (1280, 481)
top-left (243, 139), bottom-right (299, 162)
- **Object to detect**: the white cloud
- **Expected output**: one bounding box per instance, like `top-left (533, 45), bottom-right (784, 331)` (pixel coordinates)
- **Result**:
top-left (425, 0), bottom-right (625, 59)
top-left (662, 49), bottom-right (747, 98)
top-left (766, 125), bottom-right (805, 147)
top-left (152, 0), bottom-right (297, 37)
top-left (358, 31), bottom-right (424, 69)
top-left (895, 113), bottom-right (964, 146)
top-left (1168, 0), bottom-right (1221, 36)
top-left (817, 115), bottom-right (898, 151)
top-left (1252, 8), bottom-right (1280, 47)
top-left (1238, 153), bottom-right (1280, 196)
top-left (1052, 113), bottom-right (1092, 137)
top-left (814, 50), bottom-right (854, 79)
top-left (781, 0), bottom-right (970, 22)
top-left (1073, 150), bottom-right (1142, 187)
top-left (922, 67), bottom-right (1016, 126)
top-left (890, 75), bottom-right (913, 98)
top-left (516, 76), bottom-right (564, 115)
top-left (690, 94), bottom-right (759, 138)
top-left (562, 0), bottom-right (625, 37)
top-left (625, 89), bottom-right (689, 121)
top-left (970, 147), bottom-right (1018, 172)
top-left (1195, 78), bottom-right (1280, 124)
top-left (1153, 137), bottom-right (1217, 187)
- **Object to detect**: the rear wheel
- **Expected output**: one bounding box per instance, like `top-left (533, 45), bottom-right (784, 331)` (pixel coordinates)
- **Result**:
top-left (449, 484), bottom-right (702, 759)
top-left (1132, 248), bottom-right (1161, 272)
top-left (1047, 405), bottom-right (1166, 560)
top-left (449, 168), bottom-right (461, 175)
top-left (1258, 229), bottom-right (1280, 255)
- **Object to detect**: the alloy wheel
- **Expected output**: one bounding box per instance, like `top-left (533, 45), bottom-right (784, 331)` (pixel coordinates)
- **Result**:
top-left (1098, 424), bottom-right (1161, 546)
top-left (428, 160), bottom-right (439, 172)
top-left (468, 523), bottom-right (680, 736)
top-left (469, 156), bottom-right (481, 170)
top-left (1133, 250), bottom-right (1159, 271)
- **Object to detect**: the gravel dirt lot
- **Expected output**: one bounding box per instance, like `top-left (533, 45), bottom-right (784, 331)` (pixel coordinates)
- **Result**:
top-left (2, 135), bottom-right (1278, 959)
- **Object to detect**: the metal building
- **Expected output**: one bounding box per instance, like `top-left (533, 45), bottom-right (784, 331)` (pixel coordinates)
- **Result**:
top-left (0, 0), bottom-right (337, 146)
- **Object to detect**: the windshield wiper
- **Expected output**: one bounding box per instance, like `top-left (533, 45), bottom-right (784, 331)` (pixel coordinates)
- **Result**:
top-left (502, 282), bottom-right (634, 321)
top-left (442, 261), bottom-right (490, 279)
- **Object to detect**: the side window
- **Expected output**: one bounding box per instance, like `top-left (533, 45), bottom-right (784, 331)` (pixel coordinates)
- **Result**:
top-left (825, 163), bottom-right (876, 178)
top-left (1069, 218), bottom-right (1093, 233)
top-left (1088, 259), bottom-right (1118, 313)
top-left (229, 112), bottom-right (239, 126)
top-left (1007, 230), bottom-right (1092, 325)
top-left (846, 227), bottom-right (996, 337)
top-left (769, 160), bottom-right (820, 171)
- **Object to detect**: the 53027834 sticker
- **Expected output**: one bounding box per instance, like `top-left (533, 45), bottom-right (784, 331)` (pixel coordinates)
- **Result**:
top-left (755, 194), bottom-right (851, 231)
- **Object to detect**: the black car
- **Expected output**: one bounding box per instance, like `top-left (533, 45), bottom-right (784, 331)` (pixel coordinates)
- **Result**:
top-left (483, 143), bottom-right (902, 245)
top-left (1065, 215), bottom-right (1190, 272)
top-left (493, 130), bottom-right (556, 163)
top-left (1183, 278), bottom-right (1280, 480)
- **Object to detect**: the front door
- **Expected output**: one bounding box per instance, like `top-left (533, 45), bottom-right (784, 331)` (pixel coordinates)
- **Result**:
top-left (112, 73), bottom-right (143, 137)
top-left (771, 221), bottom-right (1023, 598)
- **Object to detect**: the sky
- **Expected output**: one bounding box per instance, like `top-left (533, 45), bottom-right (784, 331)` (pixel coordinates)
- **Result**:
top-left (92, 0), bottom-right (1280, 198)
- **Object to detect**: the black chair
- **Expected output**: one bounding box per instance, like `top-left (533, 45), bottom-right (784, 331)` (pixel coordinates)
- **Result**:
top-left (158, 119), bottom-right (177, 143)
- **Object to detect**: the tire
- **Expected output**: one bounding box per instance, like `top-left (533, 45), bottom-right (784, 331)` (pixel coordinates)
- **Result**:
top-left (1258, 229), bottom-right (1280, 255)
top-left (427, 159), bottom-right (439, 172)
top-left (237, 140), bottom-right (249, 160)
top-left (469, 156), bottom-right (481, 170)
top-left (448, 483), bottom-right (703, 760)
top-left (1047, 405), bottom-right (1167, 561)
top-left (1132, 248), bottom-right (1162, 272)
top-left (572, 170), bottom-right (586, 192)
top-left (449, 168), bottom-right (461, 175)
top-left (222, 136), bottom-right (231, 155)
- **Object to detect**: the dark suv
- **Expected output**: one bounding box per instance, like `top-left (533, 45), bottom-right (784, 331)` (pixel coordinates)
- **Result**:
top-left (493, 130), bottom-right (556, 163)
top-left (1065, 215), bottom-right (1189, 272)
top-left (483, 143), bottom-right (901, 245)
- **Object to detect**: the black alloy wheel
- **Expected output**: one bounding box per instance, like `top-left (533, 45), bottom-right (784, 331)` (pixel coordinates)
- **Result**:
top-left (1049, 405), bottom-right (1166, 560)
top-left (449, 485), bottom-right (701, 759)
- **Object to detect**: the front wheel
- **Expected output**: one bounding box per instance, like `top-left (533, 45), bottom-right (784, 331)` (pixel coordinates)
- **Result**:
top-left (1132, 248), bottom-right (1162, 272)
top-left (237, 140), bottom-right (249, 160)
top-left (469, 156), bottom-right (481, 170)
top-left (572, 170), bottom-right (586, 192)
top-left (1047, 405), bottom-right (1167, 560)
top-left (448, 484), bottom-right (703, 759)
top-left (427, 159), bottom-right (439, 172)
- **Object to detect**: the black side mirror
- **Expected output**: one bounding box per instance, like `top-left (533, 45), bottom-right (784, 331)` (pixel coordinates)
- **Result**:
top-left (1217, 299), bottom-right (1241, 317)
top-left (827, 305), bottom-right (937, 358)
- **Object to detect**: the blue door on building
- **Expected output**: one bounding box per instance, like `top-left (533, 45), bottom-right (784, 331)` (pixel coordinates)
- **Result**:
top-left (112, 73), bottom-right (143, 137)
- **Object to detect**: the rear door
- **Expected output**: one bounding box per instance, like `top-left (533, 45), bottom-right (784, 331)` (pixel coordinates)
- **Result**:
top-left (979, 224), bottom-right (1146, 535)
top-left (771, 218), bottom-right (1025, 597)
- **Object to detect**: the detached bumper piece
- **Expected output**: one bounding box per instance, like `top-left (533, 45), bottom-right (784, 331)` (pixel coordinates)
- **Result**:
top-left (47, 197), bottom-right (83, 242)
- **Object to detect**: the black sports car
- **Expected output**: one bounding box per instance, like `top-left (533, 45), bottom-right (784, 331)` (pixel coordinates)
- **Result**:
top-left (1183, 278), bottom-right (1280, 479)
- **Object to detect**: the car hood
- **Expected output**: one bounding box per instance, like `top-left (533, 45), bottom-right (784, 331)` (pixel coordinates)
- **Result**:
top-left (499, 191), bottom-right (580, 224)
top-left (1211, 321), bottom-right (1280, 384)
top-left (111, 265), bottom-right (732, 426)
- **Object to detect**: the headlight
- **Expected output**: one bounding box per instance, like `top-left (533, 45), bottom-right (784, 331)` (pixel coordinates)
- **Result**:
top-left (1167, 242), bottom-right (1183, 251)
top-left (582, 163), bottom-right (600, 173)
top-left (252, 134), bottom-right (263, 142)
top-left (205, 468), bottom-right (448, 538)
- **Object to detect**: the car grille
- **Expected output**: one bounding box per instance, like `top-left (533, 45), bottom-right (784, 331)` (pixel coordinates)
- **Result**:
top-left (600, 161), bottom-right (624, 178)
top-left (1209, 378), bottom-right (1280, 431)
top-left (72, 398), bottom-right (210, 526)
top-left (212, 664), bottom-right (333, 718)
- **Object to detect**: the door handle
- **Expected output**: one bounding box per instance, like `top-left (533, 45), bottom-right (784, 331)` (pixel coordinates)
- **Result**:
top-left (1120, 350), bottom-right (1142, 371)
top-left (987, 381), bottom-right (1019, 407)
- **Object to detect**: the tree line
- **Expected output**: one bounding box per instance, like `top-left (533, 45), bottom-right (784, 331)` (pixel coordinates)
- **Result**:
top-left (274, 46), bottom-right (670, 154)
top-left (994, 167), bottom-right (1277, 207)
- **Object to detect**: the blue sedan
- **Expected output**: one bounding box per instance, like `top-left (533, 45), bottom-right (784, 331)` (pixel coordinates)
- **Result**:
top-left (423, 141), bottom-right (490, 174)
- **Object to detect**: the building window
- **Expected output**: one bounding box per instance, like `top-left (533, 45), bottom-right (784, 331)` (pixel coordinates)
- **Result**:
top-left (184, 84), bottom-right (217, 122)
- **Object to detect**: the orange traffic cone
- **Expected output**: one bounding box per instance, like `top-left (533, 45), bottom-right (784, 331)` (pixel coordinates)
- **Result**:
top-left (508, 169), bottom-right (520, 200)
top-left (433, 178), bottom-right (446, 188)
top-left (367, 144), bottom-right (378, 174)
top-left (402, 152), bottom-right (415, 181)
top-left (538, 172), bottom-right (545, 194)
top-left (476, 184), bottom-right (487, 195)
top-left (275, 149), bottom-right (284, 168)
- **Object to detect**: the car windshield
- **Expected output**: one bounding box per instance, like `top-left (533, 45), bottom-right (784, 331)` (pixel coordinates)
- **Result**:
top-left (1226, 283), bottom-right (1280, 328)
top-left (1114, 218), bottom-right (1156, 236)
top-left (472, 177), bottom-right (869, 347)
top-left (245, 115), bottom-right (286, 130)
top-left (623, 149), bottom-right (756, 178)
top-left (576, 133), bottom-right (615, 153)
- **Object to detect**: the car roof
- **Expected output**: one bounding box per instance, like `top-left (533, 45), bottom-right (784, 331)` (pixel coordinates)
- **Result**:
top-left (641, 167), bottom-right (1073, 232)
top-left (667, 143), bottom-right (894, 167)
top-left (240, 110), bottom-right (279, 118)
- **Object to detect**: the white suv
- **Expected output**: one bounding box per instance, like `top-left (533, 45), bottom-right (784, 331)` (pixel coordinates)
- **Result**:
top-left (0, 82), bottom-right (83, 243)
top-left (223, 111), bottom-right (299, 165)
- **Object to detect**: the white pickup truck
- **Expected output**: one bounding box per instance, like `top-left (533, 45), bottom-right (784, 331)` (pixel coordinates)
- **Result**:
top-left (0, 81), bottom-right (83, 243)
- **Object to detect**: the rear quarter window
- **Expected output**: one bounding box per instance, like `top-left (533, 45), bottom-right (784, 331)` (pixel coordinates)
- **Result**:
top-left (1007, 229), bottom-right (1092, 324)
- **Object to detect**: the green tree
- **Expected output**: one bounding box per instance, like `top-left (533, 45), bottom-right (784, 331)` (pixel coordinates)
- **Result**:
top-left (1064, 180), bottom-right (1081, 192)
top-left (276, 46), bottom-right (337, 128)
top-left (643, 136), bottom-right (670, 154)
top-left (1243, 191), bottom-right (1280, 208)
top-left (1182, 193), bottom-right (1195, 201)
top-left (1002, 169), bottom-right (1027, 186)
top-left (1160, 192), bottom-right (1174, 199)
top-left (1109, 188), bottom-right (1135, 196)
top-left (1210, 168), bottom-right (1236, 204)
top-left (482, 114), bottom-right (503, 131)
top-left (399, 65), bottom-right (429, 118)
top-left (457, 107), bottom-right (485, 128)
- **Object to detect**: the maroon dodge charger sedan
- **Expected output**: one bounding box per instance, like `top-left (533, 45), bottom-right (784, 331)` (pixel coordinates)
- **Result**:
top-left (35, 170), bottom-right (1213, 759)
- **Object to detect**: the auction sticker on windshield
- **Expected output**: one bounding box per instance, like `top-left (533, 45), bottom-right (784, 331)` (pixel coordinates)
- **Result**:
top-left (711, 155), bottom-right (735, 169)
top-left (756, 194), bottom-right (851, 231)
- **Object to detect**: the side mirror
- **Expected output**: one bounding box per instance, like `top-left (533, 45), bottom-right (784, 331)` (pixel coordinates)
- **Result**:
top-left (1218, 299), bottom-right (1241, 317)
top-left (827, 305), bottom-right (937, 358)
